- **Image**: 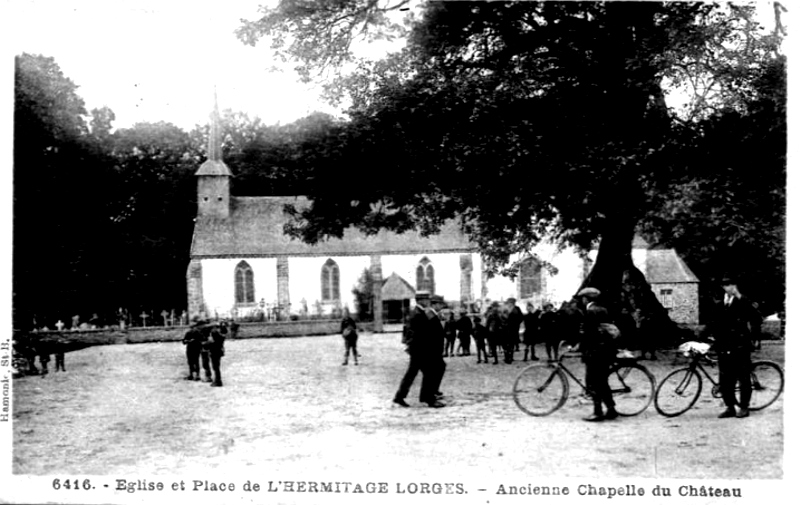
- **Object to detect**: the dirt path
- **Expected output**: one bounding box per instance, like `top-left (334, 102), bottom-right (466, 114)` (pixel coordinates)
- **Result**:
top-left (12, 334), bottom-right (783, 479)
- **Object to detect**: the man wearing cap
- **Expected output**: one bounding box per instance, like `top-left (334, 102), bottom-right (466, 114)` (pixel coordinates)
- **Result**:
top-left (711, 275), bottom-right (760, 418)
top-left (394, 292), bottom-right (446, 408)
top-left (576, 287), bottom-right (619, 422)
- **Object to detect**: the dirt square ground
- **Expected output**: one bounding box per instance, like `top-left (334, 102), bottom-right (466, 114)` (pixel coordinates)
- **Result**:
top-left (12, 333), bottom-right (784, 481)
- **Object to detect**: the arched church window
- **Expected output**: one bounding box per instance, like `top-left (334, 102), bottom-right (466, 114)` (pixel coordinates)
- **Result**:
top-left (519, 257), bottom-right (542, 299)
top-left (321, 259), bottom-right (340, 301)
top-left (416, 257), bottom-right (435, 294)
top-left (235, 261), bottom-right (255, 304)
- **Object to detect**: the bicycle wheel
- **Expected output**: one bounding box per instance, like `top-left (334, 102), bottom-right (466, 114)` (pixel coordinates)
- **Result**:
top-left (608, 362), bottom-right (655, 416)
top-left (513, 364), bottom-right (568, 416)
top-left (654, 368), bottom-right (702, 417)
top-left (744, 360), bottom-right (784, 411)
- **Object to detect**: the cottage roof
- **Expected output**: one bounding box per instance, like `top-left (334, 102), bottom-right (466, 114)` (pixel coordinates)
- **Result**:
top-left (190, 196), bottom-right (473, 258)
top-left (646, 249), bottom-right (699, 284)
top-left (382, 273), bottom-right (416, 301)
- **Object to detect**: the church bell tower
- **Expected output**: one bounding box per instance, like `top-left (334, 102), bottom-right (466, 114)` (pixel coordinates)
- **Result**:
top-left (195, 89), bottom-right (232, 219)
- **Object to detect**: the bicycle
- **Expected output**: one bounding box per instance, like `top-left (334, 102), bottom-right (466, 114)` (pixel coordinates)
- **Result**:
top-left (654, 341), bottom-right (784, 417)
top-left (513, 343), bottom-right (655, 417)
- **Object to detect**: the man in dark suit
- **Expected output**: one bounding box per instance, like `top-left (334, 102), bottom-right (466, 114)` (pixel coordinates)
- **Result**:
top-left (392, 292), bottom-right (447, 408)
top-left (712, 275), bottom-right (760, 418)
top-left (395, 292), bottom-right (432, 407)
top-left (504, 298), bottom-right (524, 364)
top-left (576, 287), bottom-right (619, 422)
top-left (182, 318), bottom-right (205, 381)
top-left (420, 295), bottom-right (448, 407)
top-left (201, 321), bottom-right (226, 387)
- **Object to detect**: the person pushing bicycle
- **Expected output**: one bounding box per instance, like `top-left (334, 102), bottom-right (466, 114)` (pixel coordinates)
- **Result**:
top-left (573, 287), bottom-right (620, 422)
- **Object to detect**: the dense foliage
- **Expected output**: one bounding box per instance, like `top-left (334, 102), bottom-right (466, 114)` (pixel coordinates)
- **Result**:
top-left (12, 53), bottom-right (336, 329)
top-left (241, 1), bottom-right (786, 321)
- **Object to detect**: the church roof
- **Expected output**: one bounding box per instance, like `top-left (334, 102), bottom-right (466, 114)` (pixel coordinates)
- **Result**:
top-left (645, 249), bottom-right (699, 284)
top-left (190, 196), bottom-right (473, 258)
top-left (196, 159), bottom-right (232, 176)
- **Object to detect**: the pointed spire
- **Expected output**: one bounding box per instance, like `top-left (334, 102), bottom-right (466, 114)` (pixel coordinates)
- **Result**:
top-left (195, 86), bottom-right (232, 177)
top-left (207, 86), bottom-right (222, 162)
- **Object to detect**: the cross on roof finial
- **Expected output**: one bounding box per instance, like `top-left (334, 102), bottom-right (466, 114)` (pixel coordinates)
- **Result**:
top-left (207, 86), bottom-right (222, 161)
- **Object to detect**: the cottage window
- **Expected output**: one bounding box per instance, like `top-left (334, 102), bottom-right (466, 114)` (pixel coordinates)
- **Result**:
top-left (235, 261), bottom-right (255, 304)
top-left (660, 288), bottom-right (674, 309)
top-left (321, 259), bottom-right (340, 301)
top-left (519, 257), bottom-right (542, 299)
top-left (416, 257), bottom-right (435, 294)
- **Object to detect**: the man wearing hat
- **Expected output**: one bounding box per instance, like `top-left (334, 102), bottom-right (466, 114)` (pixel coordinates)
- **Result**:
top-left (422, 294), bottom-right (448, 406)
top-left (711, 275), bottom-right (760, 418)
top-left (182, 317), bottom-right (206, 381)
top-left (393, 292), bottom-right (447, 408)
top-left (576, 287), bottom-right (619, 422)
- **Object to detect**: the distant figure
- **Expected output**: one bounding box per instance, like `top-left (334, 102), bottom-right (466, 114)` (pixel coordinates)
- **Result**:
top-left (39, 350), bottom-right (50, 377)
top-left (522, 302), bottom-right (541, 361)
top-left (472, 316), bottom-right (488, 364)
top-left (182, 318), bottom-right (206, 381)
top-left (204, 321), bottom-right (226, 387)
top-left (538, 302), bottom-right (560, 361)
top-left (456, 307), bottom-right (472, 356)
top-left (504, 298), bottom-right (523, 364)
top-left (54, 349), bottom-right (66, 372)
top-left (485, 302), bottom-right (503, 365)
top-left (443, 311), bottom-right (457, 357)
top-left (341, 308), bottom-right (359, 366)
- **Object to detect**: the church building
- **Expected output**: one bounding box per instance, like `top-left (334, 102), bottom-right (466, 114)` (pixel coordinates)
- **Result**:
top-left (187, 104), bottom-right (700, 327)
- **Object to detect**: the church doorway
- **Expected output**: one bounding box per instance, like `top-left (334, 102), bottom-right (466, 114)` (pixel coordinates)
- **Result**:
top-left (381, 273), bottom-right (415, 324)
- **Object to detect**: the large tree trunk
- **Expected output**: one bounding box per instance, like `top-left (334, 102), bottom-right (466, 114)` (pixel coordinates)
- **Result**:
top-left (580, 215), bottom-right (681, 350)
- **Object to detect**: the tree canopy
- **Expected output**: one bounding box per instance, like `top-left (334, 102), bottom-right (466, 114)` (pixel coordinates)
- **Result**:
top-left (240, 1), bottom-right (786, 319)
top-left (13, 53), bottom-right (341, 329)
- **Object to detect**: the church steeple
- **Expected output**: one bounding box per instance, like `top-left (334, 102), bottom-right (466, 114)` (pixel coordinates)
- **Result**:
top-left (207, 87), bottom-right (223, 162)
top-left (195, 87), bottom-right (232, 218)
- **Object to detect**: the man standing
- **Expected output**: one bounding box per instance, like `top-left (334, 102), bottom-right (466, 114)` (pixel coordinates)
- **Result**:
top-left (421, 295), bottom-right (448, 407)
top-left (205, 321), bottom-right (226, 387)
top-left (504, 298), bottom-right (523, 364)
top-left (576, 287), bottom-right (619, 422)
top-left (522, 302), bottom-right (541, 361)
top-left (713, 275), bottom-right (760, 419)
top-left (485, 302), bottom-right (503, 365)
top-left (182, 318), bottom-right (205, 381)
top-left (341, 308), bottom-right (359, 366)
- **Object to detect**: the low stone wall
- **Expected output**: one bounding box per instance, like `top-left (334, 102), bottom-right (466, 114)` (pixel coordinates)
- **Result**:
top-left (19, 320), bottom-right (377, 351)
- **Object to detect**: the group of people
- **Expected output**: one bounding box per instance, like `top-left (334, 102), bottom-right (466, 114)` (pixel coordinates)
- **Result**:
top-left (181, 318), bottom-right (228, 387)
top-left (388, 274), bottom-right (762, 421)
top-left (12, 334), bottom-right (65, 378)
top-left (438, 298), bottom-right (562, 366)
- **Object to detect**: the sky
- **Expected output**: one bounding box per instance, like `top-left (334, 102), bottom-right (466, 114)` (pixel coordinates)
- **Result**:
top-left (4, 0), bottom-right (785, 132)
top-left (5, 0), bottom-right (354, 131)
